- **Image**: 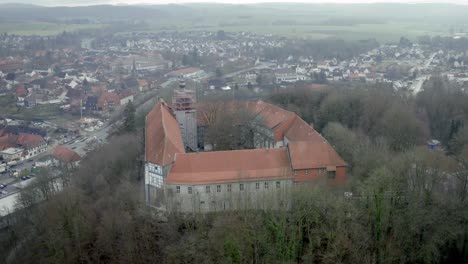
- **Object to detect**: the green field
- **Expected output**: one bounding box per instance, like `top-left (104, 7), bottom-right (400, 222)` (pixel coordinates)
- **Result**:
top-left (10, 19), bottom-right (447, 41)
top-left (138, 18), bottom-right (449, 43)
top-left (0, 3), bottom-right (463, 41)
top-left (0, 21), bottom-right (105, 36)
top-left (136, 3), bottom-right (460, 42)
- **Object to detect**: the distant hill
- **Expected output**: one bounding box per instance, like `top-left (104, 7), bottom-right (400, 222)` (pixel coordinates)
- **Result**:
top-left (1, 3), bottom-right (468, 40)
top-left (1, 3), bottom-right (468, 23)
top-left (0, 4), bottom-right (167, 21)
top-left (0, 3), bottom-right (43, 8)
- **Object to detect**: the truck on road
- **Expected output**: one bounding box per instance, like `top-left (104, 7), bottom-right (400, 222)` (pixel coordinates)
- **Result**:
top-left (6, 160), bottom-right (17, 167)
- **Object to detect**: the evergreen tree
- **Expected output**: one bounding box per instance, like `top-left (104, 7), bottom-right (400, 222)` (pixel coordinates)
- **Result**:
top-left (216, 68), bottom-right (223, 78)
top-left (123, 101), bottom-right (136, 133)
top-left (256, 74), bottom-right (263, 86)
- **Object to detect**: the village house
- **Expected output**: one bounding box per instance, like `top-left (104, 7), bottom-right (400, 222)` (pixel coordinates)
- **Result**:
top-left (0, 58), bottom-right (23, 73)
top-left (15, 133), bottom-right (48, 159)
top-left (97, 92), bottom-right (121, 113)
top-left (138, 79), bottom-right (150, 92)
top-left (0, 133), bottom-right (47, 159)
top-left (119, 89), bottom-right (134, 106)
top-left (52, 145), bottom-right (81, 168)
top-left (274, 68), bottom-right (298, 83)
top-left (0, 147), bottom-right (23, 161)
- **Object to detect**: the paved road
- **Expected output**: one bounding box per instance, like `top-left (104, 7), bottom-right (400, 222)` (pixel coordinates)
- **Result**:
top-left (410, 53), bottom-right (436, 95)
top-left (411, 75), bottom-right (430, 95)
top-left (0, 192), bottom-right (18, 216)
top-left (424, 52), bottom-right (437, 68)
top-left (62, 123), bottom-right (113, 156)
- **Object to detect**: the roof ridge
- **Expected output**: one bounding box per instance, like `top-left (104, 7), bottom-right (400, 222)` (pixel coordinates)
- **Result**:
top-left (277, 113), bottom-right (298, 131)
top-left (160, 103), bottom-right (168, 165)
top-left (180, 147), bottom-right (284, 156)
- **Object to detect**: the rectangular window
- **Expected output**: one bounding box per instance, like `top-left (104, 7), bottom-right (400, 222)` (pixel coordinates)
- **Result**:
top-left (319, 168), bottom-right (327, 174)
top-left (227, 184), bottom-right (232, 192)
top-left (149, 175), bottom-right (163, 188)
top-left (176, 186), bottom-right (180, 193)
top-left (240, 183), bottom-right (244, 191)
top-left (276, 181), bottom-right (280, 189)
top-left (188, 187), bottom-right (192, 194)
top-left (217, 185), bottom-right (221, 193)
top-left (206, 186), bottom-right (211, 193)
top-left (293, 170), bottom-right (298, 175)
top-left (256, 182), bottom-right (260, 190)
top-left (305, 169), bottom-right (309, 175)
top-left (264, 182), bottom-right (269, 189)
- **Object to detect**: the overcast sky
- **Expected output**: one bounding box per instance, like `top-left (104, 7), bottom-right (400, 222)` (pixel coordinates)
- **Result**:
top-left (1, 0), bottom-right (467, 6)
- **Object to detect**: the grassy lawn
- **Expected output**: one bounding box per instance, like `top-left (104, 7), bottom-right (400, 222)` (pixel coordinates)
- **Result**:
top-left (0, 95), bottom-right (19, 117)
top-left (0, 95), bottom-right (80, 125)
top-left (12, 104), bottom-right (62, 121)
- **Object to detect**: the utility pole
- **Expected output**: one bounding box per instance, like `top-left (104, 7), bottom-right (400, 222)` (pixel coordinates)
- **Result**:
top-left (80, 99), bottom-right (83, 120)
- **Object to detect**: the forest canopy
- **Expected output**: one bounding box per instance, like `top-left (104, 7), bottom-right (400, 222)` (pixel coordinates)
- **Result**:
top-left (1, 77), bottom-right (468, 263)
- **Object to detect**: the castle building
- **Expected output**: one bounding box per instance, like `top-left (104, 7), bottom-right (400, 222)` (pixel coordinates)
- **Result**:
top-left (145, 99), bottom-right (347, 212)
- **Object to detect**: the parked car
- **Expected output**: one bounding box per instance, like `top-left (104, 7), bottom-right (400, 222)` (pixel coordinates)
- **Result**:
top-left (20, 175), bottom-right (31, 181)
top-left (0, 184), bottom-right (7, 189)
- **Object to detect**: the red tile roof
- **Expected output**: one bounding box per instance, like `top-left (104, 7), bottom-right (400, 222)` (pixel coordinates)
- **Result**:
top-left (284, 116), bottom-right (346, 172)
top-left (15, 85), bottom-right (28, 98)
top-left (0, 133), bottom-right (45, 151)
top-left (15, 134), bottom-right (45, 150)
top-left (145, 100), bottom-right (185, 166)
top-left (304, 84), bottom-right (329, 90)
top-left (97, 92), bottom-right (120, 108)
top-left (166, 148), bottom-right (292, 185)
top-left (138, 79), bottom-right (149, 87)
top-left (284, 116), bottom-right (322, 142)
top-left (288, 140), bottom-right (347, 170)
top-left (246, 101), bottom-right (295, 129)
top-left (245, 100), bottom-right (297, 141)
top-left (52, 145), bottom-right (81, 163)
top-left (349, 73), bottom-right (361, 79)
top-left (197, 101), bottom-right (296, 141)
top-left (146, 98), bottom-right (347, 185)
top-left (119, 89), bottom-right (133, 99)
top-left (0, 134), bottom-right (16, 151)
top-left (91, 85), bottom-right (107, 95)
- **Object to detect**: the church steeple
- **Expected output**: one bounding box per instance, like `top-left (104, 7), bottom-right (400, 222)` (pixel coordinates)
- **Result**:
top-left (131, 58), bottom-right (136, 75)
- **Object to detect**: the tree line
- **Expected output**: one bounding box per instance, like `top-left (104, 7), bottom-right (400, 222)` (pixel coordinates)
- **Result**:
top-left (0, 76), bottom-right (467, 263)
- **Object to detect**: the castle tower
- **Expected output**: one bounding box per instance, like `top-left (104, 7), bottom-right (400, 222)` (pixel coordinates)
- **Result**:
top-left (172, 80), bottom-right (198, 151)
